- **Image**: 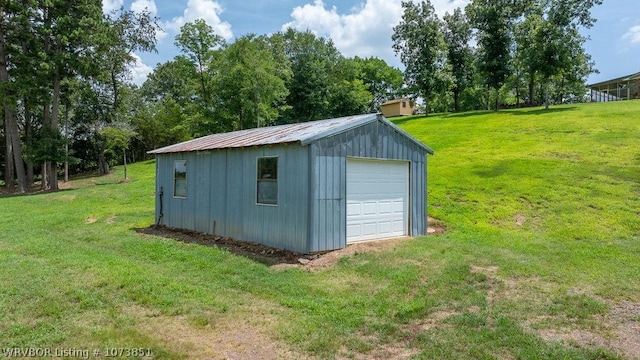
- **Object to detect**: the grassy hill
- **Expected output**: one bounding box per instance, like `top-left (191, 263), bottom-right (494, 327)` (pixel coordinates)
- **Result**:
top-left (1, 101), bottom-right (638, 359)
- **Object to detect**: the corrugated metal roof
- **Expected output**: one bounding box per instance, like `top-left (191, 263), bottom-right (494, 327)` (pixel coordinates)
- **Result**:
top-left (148, 113), bottom-right (434, 154)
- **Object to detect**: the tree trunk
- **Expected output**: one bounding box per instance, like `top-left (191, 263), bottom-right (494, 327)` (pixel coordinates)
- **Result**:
top-left (6, 107), bottom-right (26, 193)
top-left (110, 70), bottom-right (119, 119)
top-left (64, 103), bottom-right (69, 182)
top-left (453, 89), bottom-right (460, 112)
top-left (486, 86), bottom-right (491, 110)
top-left (41, 163), bottom-right (47, 190)
top-left (528, 75), bottom-right (535, 106)
top-left (515, 84), bottom-right (520, 108)
top-left (23, 37), bottom-right (34, 187)
top-left (4, 116), bottom-right (14, 192)
top-left (558, 76), bottom-right (565, 104)
top-left (424, 96), bottom-right (430, 116)
top-left (494, 88), bottom-right (499, 111)
top-left (123, 150), bottom-right (127, 180)
top-left (0, 18), bottom-right (26, 193)
top-left (48, 71), bottom-right (61, 190)
top-left (545, 83), bottom-right (550, 110)
top-left (42, 102), bottom-right (50, 189)
top-left (98, 138), bottom-right (109, 175)
top-left (538, 83), bottom-right (544, 105)
top-left (24, 98), bottom-right (34, 187)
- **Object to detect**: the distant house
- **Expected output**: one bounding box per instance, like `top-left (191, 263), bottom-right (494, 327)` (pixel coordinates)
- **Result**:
top-left (381, 98), bottom-right (415, 117)
top-left (148, 114), bottom-right (434, 254)
top-left (588, 71), bottom-right (640, 102)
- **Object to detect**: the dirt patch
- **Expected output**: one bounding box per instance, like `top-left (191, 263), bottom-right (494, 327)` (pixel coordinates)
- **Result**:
top-left (105, 215), bottom-right (117, 224)
top-left (471, 265), bottom-right (499, 274)
top-left (533, 301), bottom-right (640, 359)
top-left (138, 226), bottom-right (305, 266)
top-left (139, 218), bottom-right (446, 270)
top-left (124, 304), bottom-right (308, 360)
top-left (427, 216), bottom-right (446, 234)
top-left (339, 343), bottom-right (419, 360)
top-left (514, 213), bottom-right (526, 227)
top-left (85, 216), bottom-right (98, 224)
top-left (483, 271), bottom-right (640, 359)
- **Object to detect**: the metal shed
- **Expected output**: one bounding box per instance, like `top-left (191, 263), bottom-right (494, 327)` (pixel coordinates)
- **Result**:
top-left (148, 113), bottom-right (434, 253)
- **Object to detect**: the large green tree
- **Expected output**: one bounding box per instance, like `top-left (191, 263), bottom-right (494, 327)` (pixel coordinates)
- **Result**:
top-left (443, 8), bottom-right (474, 112)
top-left (328, 57), bottom-right (372, 117)
top-left (270, 29), bottom-right (341, 123)
top-left (85, 9), bottom-right (160, 174)
top-left (392, 0), bottom-right (448, 115)
top-left (215, 34), bottom-right (290, 131)
top-left (352, 56), bottom-right (404, 113)
top-left (529, 0), bottom-right (602, 109)
top-left (175, 19), bottom-right (224, 110)
top-left (467, 0), bottom-right (514, 111)
top-left (40, 0), bottom-right (103, 189)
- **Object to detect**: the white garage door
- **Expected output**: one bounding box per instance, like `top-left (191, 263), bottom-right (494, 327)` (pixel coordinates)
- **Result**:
top-left (346, 158), bottom-right (409, 243)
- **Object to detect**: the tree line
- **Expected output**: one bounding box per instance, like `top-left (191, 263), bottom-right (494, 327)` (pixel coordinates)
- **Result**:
top-left (1, 0), bottom-right (601, 193)
top-left (393, 0), bottom-right (602, 114)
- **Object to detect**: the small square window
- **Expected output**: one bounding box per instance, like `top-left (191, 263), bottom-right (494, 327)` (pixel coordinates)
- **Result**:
top-left (257, 157), bottom-right (277, 205)
top-left (402, 101), bottom-right (407, 108)
top-left (174, 160), bottom-right (187, 198)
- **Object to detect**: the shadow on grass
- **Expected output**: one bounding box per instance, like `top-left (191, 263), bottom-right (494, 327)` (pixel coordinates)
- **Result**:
top-left (438, 110), bottom-right (495, 119)
top-left (392, 107), bottom-right (577, 122)
top-left (0, 187), bottom-right (77, 199)
top-left (501, 107), bottom-right (577, 116)
top-left (0, 172), bottom-right (127, 198)
top-left (135, 225), bottom-right (314, 266)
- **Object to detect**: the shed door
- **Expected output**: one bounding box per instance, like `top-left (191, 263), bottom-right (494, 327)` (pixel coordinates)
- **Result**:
top-left (346, 158), bottom-right (409, 243)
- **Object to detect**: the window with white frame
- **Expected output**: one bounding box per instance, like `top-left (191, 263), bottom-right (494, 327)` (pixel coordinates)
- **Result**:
top-left (174, 160), bottom-right (187, 198)
top-left (257, 157), bottom-right (278, 205)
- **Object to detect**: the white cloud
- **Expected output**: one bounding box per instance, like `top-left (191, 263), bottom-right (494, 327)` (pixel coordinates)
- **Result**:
top-left (129, 53), bottom-right (153, 86)
top-left (281, 0), bottom-right (471, 67)
top-left (131, 0), bottom-right (157, 16)
top-left (164, 0), bottom-right (233, 41)
top-left (102, 0), bottom-right (123, 14)
top-left (622, 25), bottom-right (640, 44)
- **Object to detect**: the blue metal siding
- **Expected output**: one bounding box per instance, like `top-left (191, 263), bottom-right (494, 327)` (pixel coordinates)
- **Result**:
top-left (308, 118), bottom-right (427, 251)
top-left (155, 144), bottom-right (310, 253)
top-left (154, 116), bottom-right (428, 254)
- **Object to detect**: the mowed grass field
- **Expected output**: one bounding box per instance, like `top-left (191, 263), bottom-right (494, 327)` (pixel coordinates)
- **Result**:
top-left (1, 101), bottom-right (639, 359)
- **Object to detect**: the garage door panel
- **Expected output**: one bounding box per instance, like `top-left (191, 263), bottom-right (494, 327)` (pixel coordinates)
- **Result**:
top-left (347, 203), bottom-right (362, 216)
top-left (347, 159), bottom-right (409, 243)
top-left (378, 201), bottom-right (392, 214)
top-left (362, 202), bottom-right (377, 215)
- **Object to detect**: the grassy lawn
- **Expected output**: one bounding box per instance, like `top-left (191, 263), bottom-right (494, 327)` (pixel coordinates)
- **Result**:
top-left (1, 101), bottom-right (639, 359)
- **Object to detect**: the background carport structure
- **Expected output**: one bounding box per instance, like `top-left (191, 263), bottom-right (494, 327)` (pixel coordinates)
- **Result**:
top-left (149, 114), bottom-right (434, 253)
top-left (588, 71), bottom-right (640, 102)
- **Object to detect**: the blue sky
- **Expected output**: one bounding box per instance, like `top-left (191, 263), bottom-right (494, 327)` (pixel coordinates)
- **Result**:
top-left (102, 0), bottom-right (640, 86)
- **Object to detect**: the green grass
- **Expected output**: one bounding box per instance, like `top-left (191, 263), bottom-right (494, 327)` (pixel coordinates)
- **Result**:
top-left (1, 101), bottom-right (639, 359)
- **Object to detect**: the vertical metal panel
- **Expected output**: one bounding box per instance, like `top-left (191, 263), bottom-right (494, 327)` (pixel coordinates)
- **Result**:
top-left (308, 147), bottom-right (345, 252)
top-left (209, 150), bottom-right (227, 236)
top-left (194, 152), bottom-right (211, 233)
top-left (224, 149), bottom-right (245, 241)
top-left (158, 144), bottom-right (310, 253)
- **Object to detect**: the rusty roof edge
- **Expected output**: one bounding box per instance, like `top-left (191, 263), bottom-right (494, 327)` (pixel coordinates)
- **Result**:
top-left (299, 114), bottom-right (378, 146)
top-left (147, 137), bottom-right (202, 154)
